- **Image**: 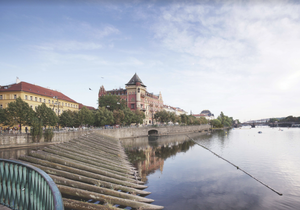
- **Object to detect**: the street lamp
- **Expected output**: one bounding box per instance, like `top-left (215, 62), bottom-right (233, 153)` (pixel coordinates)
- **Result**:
top-left (53, 96), bottom-right (60, 130)
top-left (53, 96), bottom-right (60, 116)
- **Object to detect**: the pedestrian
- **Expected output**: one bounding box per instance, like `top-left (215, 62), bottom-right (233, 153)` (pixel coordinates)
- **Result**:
top-left (25, 126), bottom-right (28, 134)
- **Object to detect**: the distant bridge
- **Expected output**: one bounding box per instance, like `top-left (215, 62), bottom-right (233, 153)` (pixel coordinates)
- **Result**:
top-left (240, 122), bottom-right (300, 128)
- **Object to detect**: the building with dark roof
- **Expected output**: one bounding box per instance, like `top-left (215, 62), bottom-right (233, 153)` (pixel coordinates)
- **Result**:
top-left (193, 110), bottom-right (215, 120)
top-left (0, 78), bottom-right (79, 115)
top-left (99, 73), bottom-right (164, 124)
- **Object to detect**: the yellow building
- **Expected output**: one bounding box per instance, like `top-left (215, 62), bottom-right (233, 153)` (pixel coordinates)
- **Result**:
top-left (0, 79), bottom-right (79, 115)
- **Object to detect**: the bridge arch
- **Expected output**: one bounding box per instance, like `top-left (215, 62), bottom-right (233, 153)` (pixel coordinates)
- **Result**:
top-left (148, 129), bottom-right (158, 136)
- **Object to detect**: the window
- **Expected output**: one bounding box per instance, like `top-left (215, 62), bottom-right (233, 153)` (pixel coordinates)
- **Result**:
top-left (35, 106), bottom-right (38, 110)
top-left (25, 95), bottom-right (28, 100)
top-left (0, 104), bottom-right (2, 109)
top-left (52, 100), bottom-right (54, 104)
top-left (30, 96), bottom-right (33, 101)
top-left (48, 100), bottom-right (50, 104)
top-left (131, 104), bottom-right (135, 109)
top-left (39, 98), bottom-right (42, 102)
top-left (30, 105), bottom-right (33, 109)
top-left (35, 97), bottom-right (37, 101)
top-left (44, 99), bottom-right (46, 103)
top-left (0, 95), bottom-right (2, 100)
top-left (14, 94), bottom-right (17, 99)
top-left (65, 103), bottom-right (67, 106)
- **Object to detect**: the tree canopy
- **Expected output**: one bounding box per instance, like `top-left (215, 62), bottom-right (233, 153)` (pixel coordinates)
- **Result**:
top-left (98, 94), bottom-right (126, 111)
top-left (2, 97), bottom-right (34, 131)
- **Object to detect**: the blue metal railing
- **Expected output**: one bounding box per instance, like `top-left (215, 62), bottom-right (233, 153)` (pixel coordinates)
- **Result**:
top-left (0, 159), bottom-right (64, 210)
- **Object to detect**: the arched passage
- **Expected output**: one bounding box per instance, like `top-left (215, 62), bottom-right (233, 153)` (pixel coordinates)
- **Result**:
top-left (148, 129), bottom-right (158, 136)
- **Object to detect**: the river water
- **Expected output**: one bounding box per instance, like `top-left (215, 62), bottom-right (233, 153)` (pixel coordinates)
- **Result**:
top-left (123, 127), bottom-right (300, 210)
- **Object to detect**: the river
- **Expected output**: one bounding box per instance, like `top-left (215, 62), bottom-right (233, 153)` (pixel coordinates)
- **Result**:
top-left (123, 127), bottom-right (300, 210)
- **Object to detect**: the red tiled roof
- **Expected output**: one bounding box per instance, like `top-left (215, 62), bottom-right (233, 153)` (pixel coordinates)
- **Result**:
top-left (78, 103), bottom-right (96, 110)
top-left (0, 82), bottom-right (77, 103)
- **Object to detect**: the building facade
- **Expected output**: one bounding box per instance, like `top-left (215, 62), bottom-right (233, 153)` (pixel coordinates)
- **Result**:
top-left (98, 73), bottom-right (164, 124)
top-left (193, 110), bottom-right (215, 120)
top-left (0, 79), bottom-right (79, 115)
top-left (163, 105), bottom-right (188, 116)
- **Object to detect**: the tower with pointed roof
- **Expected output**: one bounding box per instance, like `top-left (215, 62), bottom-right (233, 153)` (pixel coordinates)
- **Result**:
top-left (98, 73), bottom-right (164, 125)
top-left (126, 73), bottom-right (147, 112)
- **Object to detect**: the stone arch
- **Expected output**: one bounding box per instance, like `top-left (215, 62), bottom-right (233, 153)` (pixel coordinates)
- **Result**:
top-left (148, 129), bottom-right (158, 136)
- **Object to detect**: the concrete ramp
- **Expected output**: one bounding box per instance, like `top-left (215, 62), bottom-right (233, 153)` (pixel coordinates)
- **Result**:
top-left (18, 133), bottom-right (164, 210)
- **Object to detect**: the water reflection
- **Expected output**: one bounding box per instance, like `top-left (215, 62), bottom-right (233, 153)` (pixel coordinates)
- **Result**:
top-left (124, 129), bottom-right (300, 210)
top-left (0, 146), bottom-right (44, 160)
top-left (123, 133), bottom-right (202, 183)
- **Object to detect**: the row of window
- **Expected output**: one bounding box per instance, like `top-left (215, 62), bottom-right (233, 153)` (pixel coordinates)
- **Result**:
top-left (0, 94), bottom-right (78, 109)
top-left (0, 94), bottom-right (17, 100)
top-left (23, 95), bottom-right (78, 108)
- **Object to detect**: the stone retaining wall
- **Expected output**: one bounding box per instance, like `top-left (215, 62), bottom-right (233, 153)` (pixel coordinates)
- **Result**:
top-left (95, 124), bottom-right (211, 139)
top-left (0, 130), bottom-right (90, 149)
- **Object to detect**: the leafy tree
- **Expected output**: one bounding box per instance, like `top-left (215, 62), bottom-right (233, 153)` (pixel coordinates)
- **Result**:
top-left (169, 112), bottom-right (176, 123)
top-left (199, 116), bottom-right (208, 124)
top-left (269, 118), bottom-right (279, 123)
top-left (94, 107), bottom-right (114, 126)
top-left (210, 119), bottom-right (222, 128)
top-left (98, 94), bottom-right (126, 111)
top-left (59, 110), bottom-right (75, 127)
top-left (133, 110), bottom-right (145, 125)
top-left (113, 109), bottom-right (125, 125)
top-left (2, 97), bottom-right (34, 131)
top-left (30, 117), bottom-right (43, 142)
top-left (35, 103), bottom-right (58, 128)
top-left (0, 108), bottom-right (5, 124)
top-left (122, 107), bottom-right (135, 125)
top-left (154, 110), bottom-right (170, 123)
top-left (78, 107), bottom-right (94, 126)
top-left (180, 114), bottom-right (189, 125)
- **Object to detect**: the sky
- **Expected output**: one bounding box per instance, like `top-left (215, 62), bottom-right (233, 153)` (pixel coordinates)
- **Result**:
top-left (1, 0), bottom-right (300, 122)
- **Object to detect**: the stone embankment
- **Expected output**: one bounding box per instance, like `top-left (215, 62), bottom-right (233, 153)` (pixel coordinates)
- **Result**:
top-left (0, 130), bottom-right (91, 149)
top-left (18, 133), bottom-right (164, 210)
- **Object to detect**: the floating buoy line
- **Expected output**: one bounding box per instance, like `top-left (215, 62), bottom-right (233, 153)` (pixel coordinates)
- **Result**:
top-left (186, 134), bottom-right (283, 196)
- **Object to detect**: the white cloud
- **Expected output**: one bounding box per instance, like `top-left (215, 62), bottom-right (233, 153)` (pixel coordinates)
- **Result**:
top-left (149, 1), bottom-right (300, 120)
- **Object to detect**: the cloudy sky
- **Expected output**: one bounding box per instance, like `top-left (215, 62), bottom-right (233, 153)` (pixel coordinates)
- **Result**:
top-left (1, 0), bottom-right (300, 122)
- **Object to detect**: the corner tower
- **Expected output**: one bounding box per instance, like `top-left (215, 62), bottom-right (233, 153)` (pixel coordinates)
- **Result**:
top-left (125, 73), bottom-right (147, 111)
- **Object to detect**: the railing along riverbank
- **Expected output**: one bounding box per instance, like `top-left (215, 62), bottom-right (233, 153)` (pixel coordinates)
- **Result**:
top-left (0, 159), bottom-right (64, 210)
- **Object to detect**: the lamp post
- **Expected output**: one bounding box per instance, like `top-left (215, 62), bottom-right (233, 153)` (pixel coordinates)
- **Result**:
top-left (53, 96), bottom-right (59, 130)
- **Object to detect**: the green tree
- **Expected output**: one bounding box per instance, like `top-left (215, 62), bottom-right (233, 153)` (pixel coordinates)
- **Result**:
top-left (30, 117), bottom-right (43, 142)
top-left (0, 108), bottom-right (5, 124)
top-left (210, 119), bottom-right (222, 128)
top-left (35, 103), bottom-right (58, 128)
top-left (133, 110), bottom-right (145, 125)
top-left (199, 116), bottom-right (208, 124)
top-left (180, 114), bottom-right (189, 125)
top-left (78, 107), bottom-right (94, 126)
top-left (98, 94), bottom-right (126, 111)
top-left (122, 107), bottom-right (135, 126)
top-left (59, 110), bottom-right (75, 127)
top-left (113, 109), bottom-right (125, 125)
top-left (154, 110), bottom-right (170, 123)
top-left (94, 107), bottom-right (114, 126)
top-left (2, 97), bottom-right (34, 131)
